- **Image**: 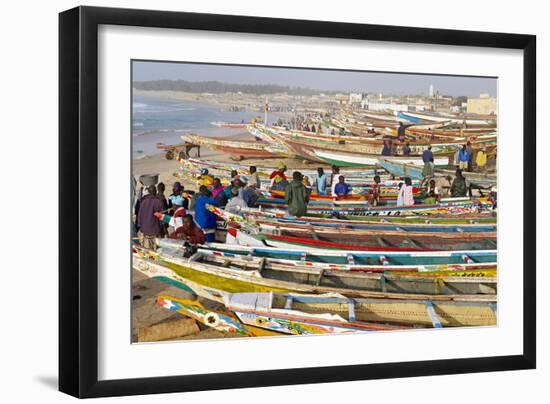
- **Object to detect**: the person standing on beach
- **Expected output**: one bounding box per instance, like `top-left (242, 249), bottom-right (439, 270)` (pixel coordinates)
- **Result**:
top-left (397, 122), bottom-right (406, 142)
top-left (403, 142), bottom-right (411, 157)
top-left (328, 165), bottom-right (340, 196)
top-left (451, 169), bottom-right (468, 197)
top-left (269, 162), bottom-right (288, 191)
top-left (314, 167), bottom-right (328, 195)
top-left (211, 178), bottom-right (225, 199)
top-left (381, 139), bottom-right (392, 156)
top-left (397, 177), bottom-right (415, 206)
top-left (156, 182), bottom-right (168, 210)
top-left (476, 148), bottom-right (487, 171)
top-left (422, 146), bottom-right (434, 178)
top-left (285, 171), bottom-right (309, 218)
top-left (466, 141), bottom-right (474, 172)
top-left (248, 166), bottom-right (261, 189)
top-left (458, 145), bottom-right (470, 171)
top-left (168, 182), bottom-right (189, 210)
top-left (369, 175), bottom-right (381, 206)
top-left (193, 185), bottom-right (218, 242)
top-left (137, 186), bottom-right (165, 249)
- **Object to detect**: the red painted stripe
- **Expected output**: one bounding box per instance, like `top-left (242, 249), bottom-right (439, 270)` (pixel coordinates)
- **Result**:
top-left (268, 234), bottom-right (435, 252)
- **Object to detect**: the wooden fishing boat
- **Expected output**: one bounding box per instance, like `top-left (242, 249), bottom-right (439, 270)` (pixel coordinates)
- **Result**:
top-left (133, 248), bottom-right (496, 302)
top-left (241, 206), bottom-right (497, 225)
top-left (166, 239), bottom-right (497, 266)
top-left (310, 149), bottom-right (450, 167)
top-left (210, 121), bottom-right (248, 128)
top-left (181, 134), bottom-right (289, 160)
top-left (398, 111), bottom-right (495, 126)
top-left (250, 214), bottom-right (496, 233)
top-left (269, 128), bottom-right (496, 163)
top-left (225, 291), bottom-right (497, 329)
top-left (156, 295), bottom-right (254, 336)
top-left (159, 294), bottom-right (411, 335)
top-left (380, 159), bottom-right (498, 189)
top-left (253, 197), bottom-right (494, 216)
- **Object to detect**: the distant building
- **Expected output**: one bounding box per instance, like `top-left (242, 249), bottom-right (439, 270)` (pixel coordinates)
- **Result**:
top-left (363, 102), bottom-right (408, 112)
top-left (466, 93), bottom-right (497, 115)
top-left (429, 84), bottom-right (434, 98)
top-left (349, 92), bottom-right (363, 104)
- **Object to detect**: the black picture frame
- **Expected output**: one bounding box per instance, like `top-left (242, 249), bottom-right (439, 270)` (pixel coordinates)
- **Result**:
top-left (59, 5), bottom-right (536, 398)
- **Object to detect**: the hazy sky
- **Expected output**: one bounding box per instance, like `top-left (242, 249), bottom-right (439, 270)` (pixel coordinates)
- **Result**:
top-left (133, 61), bottom-right (496, 97)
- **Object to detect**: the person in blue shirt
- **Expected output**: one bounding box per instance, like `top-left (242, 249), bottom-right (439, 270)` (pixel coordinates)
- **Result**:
top-left (334, 175), bottom-right (351, 197)
top-left (193, 185), bottom-right (218, 242)
top-left (314, 167), bottom-right (327, 195)
top-left (381, 139), bottom-right (392, 156)
top-left (421, 146), bottom-right (434, 178)
top-left (458, 144), bottom-right (470, 170)
top-left (422, 146), bottom-right (433, 163)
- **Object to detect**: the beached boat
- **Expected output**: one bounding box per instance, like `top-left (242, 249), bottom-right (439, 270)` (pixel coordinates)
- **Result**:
top-left (253, 197), bottom-right (494, 216)
top-left (310, 149), bottom-right (450, 167)
top-left (225, 291), bottom-right (497, 329)
top-left (181, 134), bottom-right (289, 160)
top-left (156, 295), bottom-right (254, 336)
top-left (134, 247), bottom-right (496, 302)
top-left (210, 121), bottom-right (248, 128)
top-left (159, 294), bottom-right (411, 335)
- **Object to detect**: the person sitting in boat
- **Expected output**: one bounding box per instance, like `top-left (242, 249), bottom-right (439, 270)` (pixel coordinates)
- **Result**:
top-left (314, 167), bottom-right (328, 196)
top-left (423, 179), bottom-right (440, 204)
top-left (194, 185), bottom-right (218, 242)
top-left (334, 175), bottom-right (351, 197)
top-left (369, 175), bottom-right (381, 206)
top-left (311, 124), bottom-right (316, 133)
top-left (285, 171), bottom-right (309, 218)
top-left (175, 215), bottom-right (205, 255)
top-left (381, 139), bottom-right (392, 156)
top-left (397, 177), bottom-right (415, 206)
top-left (197, 168), bottom-right (214, 187)
top-left (451, 169), bottom-right (468, 197)
top-left (269, 162), bottom-right (288, 191)
top-left (403, 142), bottom-right (411, 157)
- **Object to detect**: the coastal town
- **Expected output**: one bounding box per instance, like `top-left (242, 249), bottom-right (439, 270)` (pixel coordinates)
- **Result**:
top-left (131, 71), bottom-right (497, 342)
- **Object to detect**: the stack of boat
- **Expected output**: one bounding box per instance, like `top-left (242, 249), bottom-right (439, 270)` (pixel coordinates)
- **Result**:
top-left (135, 114), bottom-right (498, 337)
top-left (133, 194), bottom-right (497, 337)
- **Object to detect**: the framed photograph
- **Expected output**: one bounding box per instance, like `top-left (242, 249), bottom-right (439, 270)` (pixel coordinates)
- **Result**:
top-left (59, 6), bottom-right (536, 398)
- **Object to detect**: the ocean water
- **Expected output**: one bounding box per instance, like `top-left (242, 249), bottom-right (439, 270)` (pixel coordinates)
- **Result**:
top-left (132, 95), bottom-right (282, 158)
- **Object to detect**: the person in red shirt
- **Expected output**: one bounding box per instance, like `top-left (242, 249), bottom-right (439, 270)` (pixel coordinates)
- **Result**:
top-left (171, 214), bottom-right (205, 243)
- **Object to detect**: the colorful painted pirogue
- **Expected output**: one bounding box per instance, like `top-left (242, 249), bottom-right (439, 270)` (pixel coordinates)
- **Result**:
top-left (225, 291), bottom-right (496, 329)
top-left (379, 159), bottom-right (497, 189)
top-left (181, 134), bottom-right (289, 159)
top-left (196, 245), bottom-right (497, 274)
top-left (157, 294), bottom-right (412, 336)
top-left (156, 295), bottom-right (254, 336)
top-left (242, 207), bottom-right (497, 225)
top-left (254, 197), bottom-right (494, 216)
top-left (265, 127), bottom-right (496, 164)
top-left (134, 247), bottom-right (496, 301)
